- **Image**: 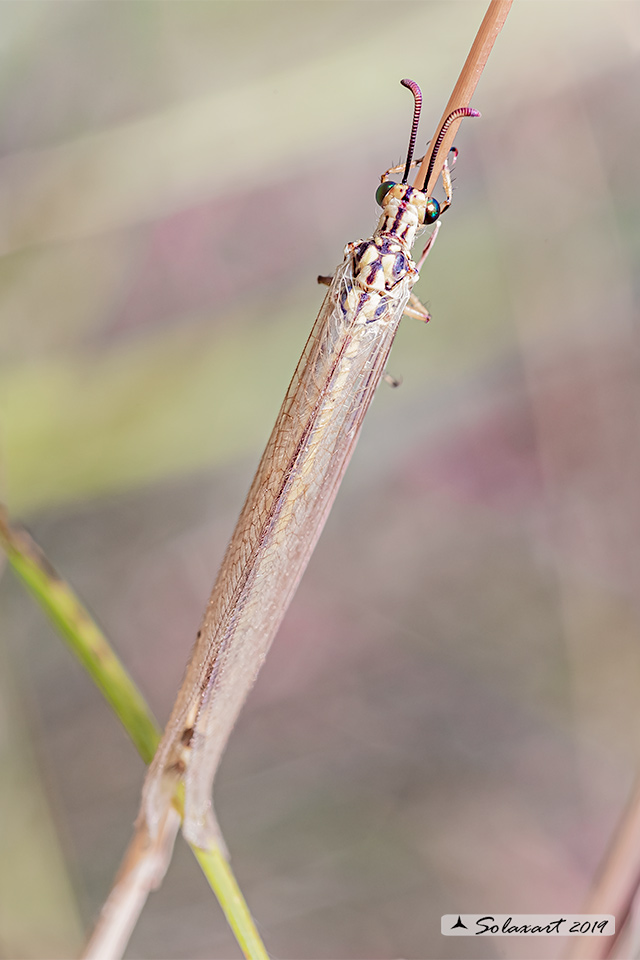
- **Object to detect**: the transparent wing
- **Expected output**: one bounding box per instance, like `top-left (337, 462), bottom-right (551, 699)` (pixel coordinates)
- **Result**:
top-left (142, 254), bottom-right (412, 846)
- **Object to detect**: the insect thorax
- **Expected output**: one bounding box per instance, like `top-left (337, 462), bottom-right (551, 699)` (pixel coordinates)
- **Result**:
top-left (376, 183), bottom-right (428, 249)
top-left (337, 184), bottom-right (427, 324)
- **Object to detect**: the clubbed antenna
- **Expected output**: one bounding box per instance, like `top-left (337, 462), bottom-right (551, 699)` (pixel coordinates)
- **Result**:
top-left (421, 107), bottom-right (481, 193)
top-left (400, 79), bottom-right (422, 184)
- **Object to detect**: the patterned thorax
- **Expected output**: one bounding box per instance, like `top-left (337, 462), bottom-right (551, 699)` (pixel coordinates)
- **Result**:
top-left (374, 182), bottom-right (428, 249)
top-left (343, 183), bottom-right (425, 325)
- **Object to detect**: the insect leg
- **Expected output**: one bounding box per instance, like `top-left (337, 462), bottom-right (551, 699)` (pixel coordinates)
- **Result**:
top-left (403, 292), bottom-right (431, 323)
top-left (414, 219), bottom-right (442, 272)
top-left (436, 152), bottom-right (456, 216)
top-left (380, 154), bottom-right (425, 182)
top-left (443, 159), bottom-right (453, 204)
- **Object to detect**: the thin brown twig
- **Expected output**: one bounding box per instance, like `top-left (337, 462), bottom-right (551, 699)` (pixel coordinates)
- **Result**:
top-left (415, 0), bottom-right (513, 196)
top-left (566, 776), bottom-right (640, 960)
top-left (83, 809), bottom-right (181, 960)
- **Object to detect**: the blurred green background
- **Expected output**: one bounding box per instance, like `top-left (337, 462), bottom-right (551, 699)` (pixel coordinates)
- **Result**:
top-left (1, 2), bottom-right (639, 958)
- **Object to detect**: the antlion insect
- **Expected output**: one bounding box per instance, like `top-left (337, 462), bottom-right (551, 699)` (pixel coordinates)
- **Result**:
top-left (85, 78), bottom-right (480, 958)
top-left (141, 80), bottom-right (479, 850)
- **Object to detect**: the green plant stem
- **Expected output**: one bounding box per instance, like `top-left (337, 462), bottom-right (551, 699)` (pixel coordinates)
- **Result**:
top-left (172, 788), bottom-right (268, 960)
top-left (0, 509), bottom-right (161, 764)
top-left (195, 847), bottom-right (267, 960)
top-left (0, 506), bottom-right (268, 960)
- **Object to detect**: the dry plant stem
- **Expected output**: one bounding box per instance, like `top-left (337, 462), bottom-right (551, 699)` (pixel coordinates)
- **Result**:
top-left (84, 799), bottom-right (264, 960)
top-left (84, 788), bottom-right (268, 960)
top-left (83, 808), bottom-right (181, 960)
top-left (415, 0), bottom-right (513, 195)
top-left (566, 776), bottom-right (640, 960)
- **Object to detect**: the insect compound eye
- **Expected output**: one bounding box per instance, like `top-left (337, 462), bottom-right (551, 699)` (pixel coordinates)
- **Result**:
top-left (375, 181), bottom-right (396, 207)
top-left (423, 197), bottom-right (440, 224)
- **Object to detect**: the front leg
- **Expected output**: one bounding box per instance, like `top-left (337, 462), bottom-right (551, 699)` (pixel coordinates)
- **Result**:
top-left (380, 154), bottom-right (426, 183)
top-left (415, 219), bottom-right (442, 272)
